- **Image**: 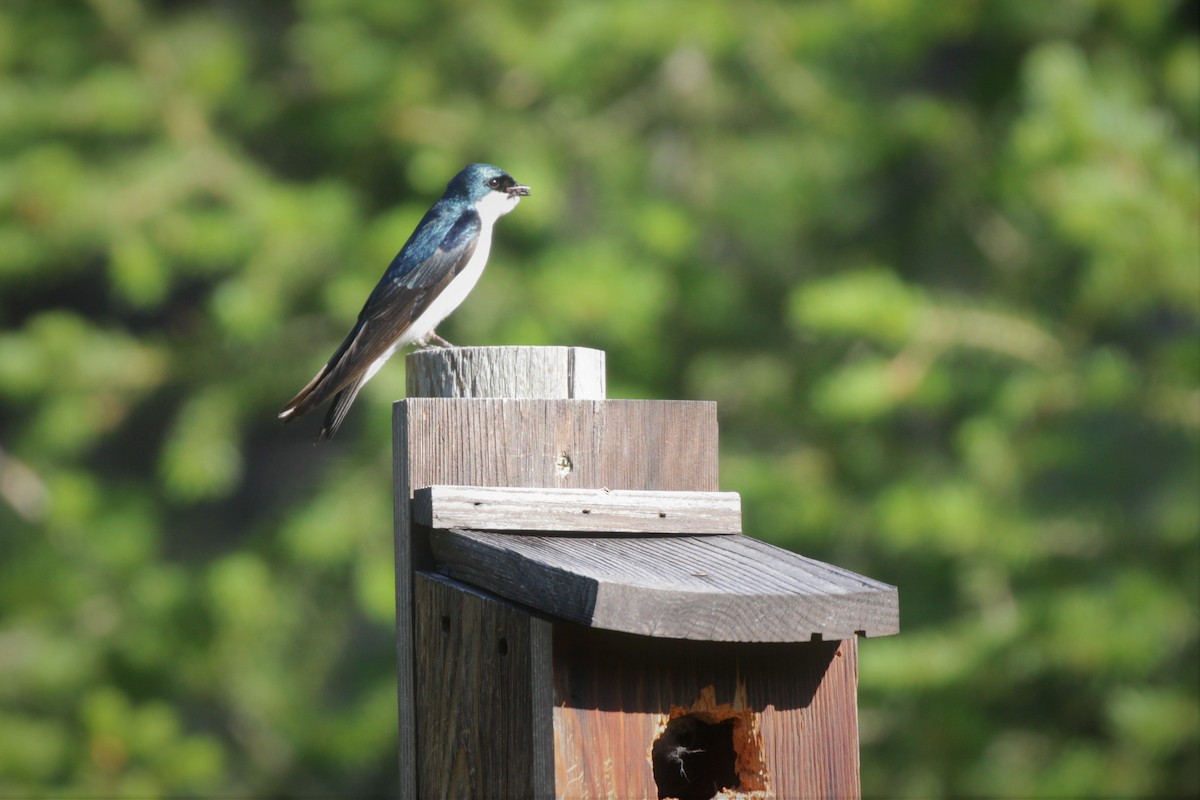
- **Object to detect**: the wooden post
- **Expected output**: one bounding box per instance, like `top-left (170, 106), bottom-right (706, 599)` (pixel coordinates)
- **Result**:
top-left (393, 346), bottom-right (898, 799)
top-left (395, 346), bottom-right (615, 798)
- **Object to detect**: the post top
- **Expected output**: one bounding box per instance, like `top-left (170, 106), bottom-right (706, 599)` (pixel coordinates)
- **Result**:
top-left (406, 346), bottom-right (606, 400)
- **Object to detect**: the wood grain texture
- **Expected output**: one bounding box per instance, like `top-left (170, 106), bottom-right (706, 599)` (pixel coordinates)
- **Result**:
top-left (400, 399), bottom-right (720, 493)
top-left (395, 396), bottom-right (718, 796)
top-left (414, 572), bottom-right (555, 798)
top-left (406, 346), bottom-right (606, 400)
top-left (552, 624), bottom-right (861, 799)
top-left (412, 485), bottom-right (743, 535)
top-left (430, 529), bottom-right (899, 641)
top-left (396, 349), bottom-right (611, 797)
top-left (393, 410), bottom-right (418, 800)
top-left (394, 348), bottom-right (881, 798)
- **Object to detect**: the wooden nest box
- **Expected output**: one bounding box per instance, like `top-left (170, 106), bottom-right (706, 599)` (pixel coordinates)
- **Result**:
top-left (394, 347), bottom-right (899, 799)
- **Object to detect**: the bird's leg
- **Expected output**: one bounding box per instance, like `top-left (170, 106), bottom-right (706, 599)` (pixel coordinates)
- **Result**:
top-left (420, 329), bottom-right (454, 348)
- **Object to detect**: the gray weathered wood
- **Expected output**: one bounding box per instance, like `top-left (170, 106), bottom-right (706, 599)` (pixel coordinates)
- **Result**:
top-left (395, 349), bottom-right (724, 796)
top-left (398, 399), bottom-right (719, 493)
top-left (415, 571), bottom-right (554, 798)
top-left (395, 346), bottom-right (891, 798)
top-left (395, 349), bottom-right (611, 798)
top-left (412, 485), bottom-right (742, 535)
top-left (406, 346), bottom-right (606, 400)
top-left (396, 399), bottom-right (717, 795)
top-left (429, 528), bottom-right (899, 642)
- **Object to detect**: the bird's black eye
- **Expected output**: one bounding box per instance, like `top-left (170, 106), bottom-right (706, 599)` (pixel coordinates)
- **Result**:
top-left (487, 177), bottom-right (502, 189)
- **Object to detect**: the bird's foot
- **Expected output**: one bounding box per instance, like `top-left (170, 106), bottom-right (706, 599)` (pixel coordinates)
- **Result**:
top-left (418, 330), bottom-right (455, 349)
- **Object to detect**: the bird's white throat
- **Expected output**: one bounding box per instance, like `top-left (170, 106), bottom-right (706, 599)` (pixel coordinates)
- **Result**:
top-left (476, 189), bottom-right (522, 225)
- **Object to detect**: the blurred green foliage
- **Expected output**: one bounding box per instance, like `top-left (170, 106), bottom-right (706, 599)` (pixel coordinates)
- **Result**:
top-left (1, 0), bottom-right (1197, 796)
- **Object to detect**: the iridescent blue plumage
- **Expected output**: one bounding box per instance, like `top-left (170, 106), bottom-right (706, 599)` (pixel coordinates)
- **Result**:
top-left (279, 163), bottom-right (530, 439)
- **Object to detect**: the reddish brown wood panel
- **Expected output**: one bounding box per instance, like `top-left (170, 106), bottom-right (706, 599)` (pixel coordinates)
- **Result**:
top-left (551, 625), bottom-right (861, 799)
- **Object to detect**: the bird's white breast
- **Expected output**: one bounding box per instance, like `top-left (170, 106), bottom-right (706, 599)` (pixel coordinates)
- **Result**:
top-left (401, 190), bottom-right (522, 346)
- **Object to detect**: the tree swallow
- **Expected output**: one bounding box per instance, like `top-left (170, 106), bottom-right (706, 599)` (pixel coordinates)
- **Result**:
top-left (279, 163), bottom-right (530, 439)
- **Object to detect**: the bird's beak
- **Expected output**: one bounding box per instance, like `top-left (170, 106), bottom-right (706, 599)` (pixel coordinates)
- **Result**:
top-left (507, 183), bottom-right (531, 197)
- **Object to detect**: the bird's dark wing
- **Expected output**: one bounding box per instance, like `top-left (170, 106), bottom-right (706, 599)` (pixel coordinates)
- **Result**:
top-left (360, 205), bottom-right (482, 330)
top-left (278, 208), bottom-right (481, 431)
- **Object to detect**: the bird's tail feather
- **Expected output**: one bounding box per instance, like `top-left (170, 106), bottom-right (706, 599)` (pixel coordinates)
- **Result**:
top-left (279, 366), bottom-right (331, 422)
top-left (279, 319), bottom-right (367, 424)
top-left (319, 376), bottom-right (366, 440)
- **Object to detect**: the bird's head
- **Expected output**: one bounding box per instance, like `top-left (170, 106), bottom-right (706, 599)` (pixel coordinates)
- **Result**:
top-left (445, 164), bottom-right (530, 215)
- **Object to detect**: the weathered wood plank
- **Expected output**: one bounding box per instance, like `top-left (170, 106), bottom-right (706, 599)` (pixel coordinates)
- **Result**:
top-left (399, 399), bottom-right (719, 492)
top-left (552, 624), bottom-right (861, 799)
top-left (412, 485), bottom-right (742, 535)
top-left (429, 529), bottom-right (900, 642)
top-left (396, 394), bottom-right (718, 796)
top-left (406, 346), bottom-right (606, 400)
top-left (397, 352), bottom-right (614, 798)
top-left (414, 572), bottom-right (555, 798)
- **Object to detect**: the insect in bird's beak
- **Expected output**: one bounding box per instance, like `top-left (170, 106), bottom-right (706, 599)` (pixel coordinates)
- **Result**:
top-left (507, 183), bottom-right (531, 197)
